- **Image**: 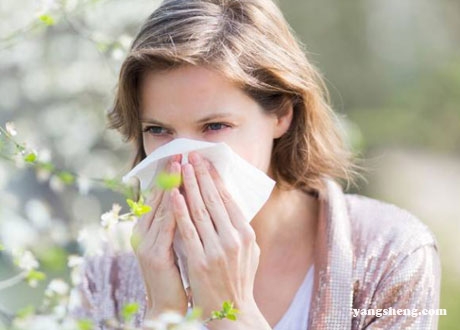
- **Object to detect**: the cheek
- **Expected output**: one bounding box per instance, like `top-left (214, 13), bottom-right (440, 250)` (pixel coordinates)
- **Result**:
top-left (223, 121), bottom-right (275, 173)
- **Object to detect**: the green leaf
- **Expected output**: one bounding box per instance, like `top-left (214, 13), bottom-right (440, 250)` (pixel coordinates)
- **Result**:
top-left (96, 42), bottom-right (109, 52)
top-left (228, 309), bottom-right (239, 317)
top-left (211, 301), bottom-right (239, 321)
top-left (24, 152), bottom-right (37, 163)
top-left (26, 270), bottom-right (46, 282)
top-left (137, 205), bottom-right (152, 216)
top-left (15, 144), bottom-right (26, 153)
top-left (126, 198), bottom-right (135, 209)
top-left (57, 171), bottom-right (75, 185)
top-left (39, 14), bottom-right (55, 26)
top-left (16, 306), bottom-right (35, 319)
top-left (122, 302), bottom-right (139, 322)
top-left (137, 204), bottom-right (151, 215)
top-left (223, 301), bottom-right (232, 312)
top-left (38, 162), bottom-right (55, 172)
top-left (126, 198), bottom-right (152, 217)
top-left (77, 319), bottom-right (93, 330)
top-left (103, 178), bottom-right (119, 189)
top-left (130, 232), bottom-right (142, 251)
top-left (38, 247), bottom-right (67, 271)
top-left (15, 305), bottom-right (35, 319)
top-left (0, 243), bottom-right (4, 251)
top-left (155, 172), bottom-right (182, 190)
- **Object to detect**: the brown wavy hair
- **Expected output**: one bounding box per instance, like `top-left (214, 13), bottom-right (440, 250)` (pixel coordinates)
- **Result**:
top-left (108, 0), bottom-right (359, 196)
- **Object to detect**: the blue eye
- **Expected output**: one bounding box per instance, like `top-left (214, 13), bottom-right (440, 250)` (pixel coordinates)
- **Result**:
top-left (143, 126), bottom-right (167, 135)
top-left (204, 123), bottom-right (230, 131)
top-left (142, 122), bottom-right (231, 137)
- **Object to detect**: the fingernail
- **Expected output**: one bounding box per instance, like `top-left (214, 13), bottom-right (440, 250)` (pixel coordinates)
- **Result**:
top-left (204, 159), bottom-right (213, 170)
top-left (170, 161), bottom-right (180, 172)
top-left (189, 152), bottom-right (200, 164)
top-left (173, 154), bottom-right (181, 163)
top-left (168, 155), bottom-right (180, 167)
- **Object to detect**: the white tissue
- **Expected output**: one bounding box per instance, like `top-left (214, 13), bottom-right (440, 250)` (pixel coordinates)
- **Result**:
top-left (122, 138), bottom-right (276, 289)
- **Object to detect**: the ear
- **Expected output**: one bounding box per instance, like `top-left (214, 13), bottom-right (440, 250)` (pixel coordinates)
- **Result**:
top-left (273, 102), bottom-right (294, 139)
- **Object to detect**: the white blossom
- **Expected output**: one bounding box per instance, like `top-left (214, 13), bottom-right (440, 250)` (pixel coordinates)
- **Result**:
top-left (51, 304), bottom-right (67, 319)
top-left (119, 34), bottom-right (133, 49)
top-left (13, 314), bottom-right (60, 330)
top-left (6, 121), bottom-right (17, 136)
top-left (36, 167), bottom-right (52, 182)
top-left (45, 278), bottom-right (69, 297)
top-left (100, 203), bottom-right (122, 229)
top-left (77, 225), bottom-right (107, 256)
top-left (67, 287), bottom-right (83, 312)
top-left (49, 175), bottom-right (65, 192)
top-left (70, 266), bottom-right (83, 286)
top-left (158, 311), bottom-right (184, 325)
top-left (111, 48), bottom-right (125, 61)
top-left (14, 249), bottom-right (39, 271)
top-left (25, 199), bottom-right (52, 230)
top-left (143, 311), bottom-right (201, 330)
top-left (48, 220), bottom-right (70, 245)
top-left (29, 279), bottom-right (40, 288)
top-left (68, 254), bottom-right (84, 285)
top-left (0, 164), bottom-right (8, 189)
top-left (35, 0), bottom-right (59, 15)
top-left (0, 212), bottom-right (38, 251)
top-left (37, 148), bottom-right (52, 162)
top-left (105, 221), bottom-right (134, 252)
top-left (142, 319), bottom-right (167, 330)
top-left (67, 254), bottom-right (84, 268)
top-left (174, 321), bottom-right (204, 330)
top-left (77, 175), bottom-right (92, 195)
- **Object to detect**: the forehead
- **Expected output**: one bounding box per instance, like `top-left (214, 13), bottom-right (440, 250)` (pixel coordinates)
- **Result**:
top-left (138, 65), bottom-right (254, 119)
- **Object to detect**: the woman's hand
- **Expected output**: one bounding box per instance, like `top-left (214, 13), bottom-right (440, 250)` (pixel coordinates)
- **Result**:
top-left (131, 156), bottom-right (188, 320)
top-left (171, 152), bottom-right (271, 330)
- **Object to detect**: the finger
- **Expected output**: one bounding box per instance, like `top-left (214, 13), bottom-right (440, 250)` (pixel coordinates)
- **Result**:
top-left (136, 155), bottom-right (179, 234)
top-left (171, 188), bottom-right (204, 257)
top-left (153, 196), bottom-right (177, 256)
top-left (136, 188), bottom-right (164, 234)
top-left (147, 161), bottom-right (181, 244)
top-left (154, 161), bottom-right (182, 252)
top-left (181, 162), bottom-right (220, 252)
top-left (205, 159), bottom-right (248, 231)
top-left (188, 152), bottom-right (235, 237)
top-left (170, 153), bottom-right (181, 163)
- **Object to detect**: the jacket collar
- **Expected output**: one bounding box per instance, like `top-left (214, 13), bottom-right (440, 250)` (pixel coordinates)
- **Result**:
top-left (308, 177), bottom-right (353, 329)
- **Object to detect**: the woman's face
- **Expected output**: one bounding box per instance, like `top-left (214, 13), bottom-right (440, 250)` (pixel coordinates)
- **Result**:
top-left (139, 65), bottom-right (292, 175)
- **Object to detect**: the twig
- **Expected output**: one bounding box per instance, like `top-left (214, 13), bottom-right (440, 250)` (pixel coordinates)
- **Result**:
top-left (0, 306), bottom-right (14, 326)
top-left (0, 271), bottom-right (28, 291)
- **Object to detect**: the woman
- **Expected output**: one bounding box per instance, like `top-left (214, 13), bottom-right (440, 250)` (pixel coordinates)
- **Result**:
top-left (74, 0), bottom-right (441, 329)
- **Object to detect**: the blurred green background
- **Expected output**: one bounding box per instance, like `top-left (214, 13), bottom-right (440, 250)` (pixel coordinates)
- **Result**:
top-left (0, 0), bottom-right (458, 329)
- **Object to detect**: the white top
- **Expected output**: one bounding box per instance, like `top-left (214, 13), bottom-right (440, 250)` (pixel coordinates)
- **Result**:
top-left (273, 265), bottom-right (314, 329)
top-left (194, 265), bottom-right (314, 329)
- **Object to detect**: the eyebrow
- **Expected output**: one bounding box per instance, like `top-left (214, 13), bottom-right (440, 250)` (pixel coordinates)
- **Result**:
top-left (140, 112), bottom-right (235, 127)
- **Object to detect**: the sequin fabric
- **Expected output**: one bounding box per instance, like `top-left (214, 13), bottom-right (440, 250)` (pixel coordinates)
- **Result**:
top-left (71, 178), bottom-right (441, 329)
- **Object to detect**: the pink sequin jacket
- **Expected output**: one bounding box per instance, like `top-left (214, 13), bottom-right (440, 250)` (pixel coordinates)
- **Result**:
top-left (72, 178), bottom-right (441, 329)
